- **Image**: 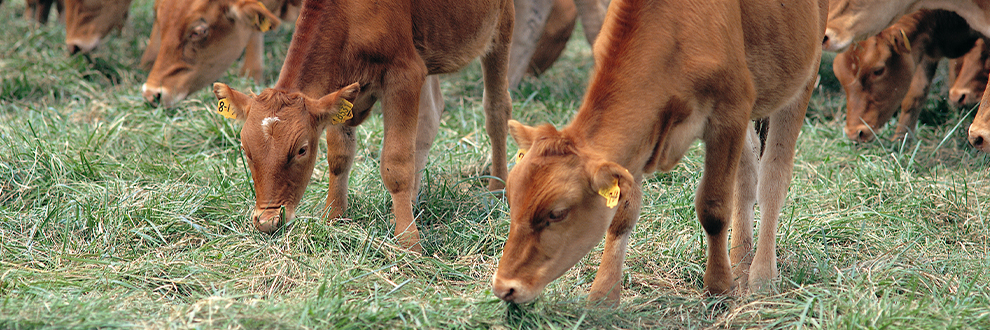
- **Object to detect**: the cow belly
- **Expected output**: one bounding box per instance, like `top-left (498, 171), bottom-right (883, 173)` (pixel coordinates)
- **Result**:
top-left (413, 0), bottom-right (508, 74)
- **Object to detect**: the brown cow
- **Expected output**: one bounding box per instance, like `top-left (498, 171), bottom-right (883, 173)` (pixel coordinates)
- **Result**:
top-left (491, 0), bottom-right (826, 305)
top-left (140, 0), bottom-right (301, 107)
top-left (211, 0), bottom-right (513, 251)
top-left (24, 0), bottom-right (63, 25)
top-left (833, 10), bottom-right (980, 142)
top-left (822, 0), bottom-right (990, 151)
top-left (948, 38), bottom-right (990, 109)
top-left (63, 0), bottom-right (132, 55)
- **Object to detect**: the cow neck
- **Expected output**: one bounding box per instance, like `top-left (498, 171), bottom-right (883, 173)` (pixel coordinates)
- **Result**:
top-left (562, 0), bottom-right (663, 174)
top-left (273, 0), bottom-right (351, 98)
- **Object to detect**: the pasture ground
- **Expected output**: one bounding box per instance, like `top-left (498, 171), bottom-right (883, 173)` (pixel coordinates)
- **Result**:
top-left (2, 0), bottom-right (990, 328)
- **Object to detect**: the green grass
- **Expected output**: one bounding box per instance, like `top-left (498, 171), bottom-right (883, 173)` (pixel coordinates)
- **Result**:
top-left (3, 0), bottom-right (990, 328)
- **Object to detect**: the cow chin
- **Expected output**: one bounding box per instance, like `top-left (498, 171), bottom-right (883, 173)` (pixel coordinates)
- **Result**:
top-left (252, 206), bottom-right (296, 234)
top-left (823, 28), bottom-right (853, 52)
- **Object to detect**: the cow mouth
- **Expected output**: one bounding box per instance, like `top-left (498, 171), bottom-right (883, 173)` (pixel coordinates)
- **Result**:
top-left (253, 205), bottom-right (293, 234)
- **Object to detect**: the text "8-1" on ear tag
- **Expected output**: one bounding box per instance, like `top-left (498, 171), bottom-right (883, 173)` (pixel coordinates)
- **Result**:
top-left (217, 98), bottom-right (237, 119)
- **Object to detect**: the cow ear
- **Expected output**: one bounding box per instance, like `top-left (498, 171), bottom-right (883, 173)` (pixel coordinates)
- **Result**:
top-left (213, 83), bottom-right (252, 121)
top-left (508, 120), bottom-right (540, 151)
top-left (889, 29), bottom-right (912, 54)
top-left (309, 83), bottom-right (360, 125)
top-left (588, 160), bottom-right (634, 209)
top-left (230, 0), bottom-right (281, 32)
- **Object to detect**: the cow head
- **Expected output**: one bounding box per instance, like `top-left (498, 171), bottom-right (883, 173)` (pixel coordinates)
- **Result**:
top-left (143, 0), bottom-right (281, 108)
top-left (63, 0), bottom-right (132, 55)
top-left (824, 0), bottom-right (908, 52)
top-left (492, 121), bottom-right (634, 304)
top-left (833, 30), bottom-right (914, 142)
top-left (212, 82), bottom-right (359, 233)
top-left (949, 39), bottom-right (990, 109)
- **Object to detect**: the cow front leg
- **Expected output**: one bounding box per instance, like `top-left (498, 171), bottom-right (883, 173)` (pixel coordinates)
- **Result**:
top-left (239, 31), bottom-right (265, 83)
top-left (324, 124), bottom-right (357, 221)
top-left (893, 58), bottom-right (937, 141)
top-left (381, 69), bottom-right (426, 251)
top-left (413, 76), bottom-right (443, 201)
top-left (698, 113), bottom-right (748, 295)
top-left (587, 181), bottom-right (642, 306)
top-left (749, 78), bottom-right (813, 292)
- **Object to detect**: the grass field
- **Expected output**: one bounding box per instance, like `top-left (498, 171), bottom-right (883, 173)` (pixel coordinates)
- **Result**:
top-left (3, 0), bottom-right (990, 328)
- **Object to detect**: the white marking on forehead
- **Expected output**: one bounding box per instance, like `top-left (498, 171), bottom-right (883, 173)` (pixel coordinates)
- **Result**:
top-left (261, 116), bottom-right (280, 138)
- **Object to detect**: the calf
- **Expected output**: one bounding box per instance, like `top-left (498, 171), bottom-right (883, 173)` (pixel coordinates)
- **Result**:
top-left (492, 0), bottom-right (826, 305)
top-left (140, 0), bottom-right (301, 107)
top-left (833, 10), bottom-right (980, 142)
top-left (24, 0), bottom-right (63, 25)
top-left (211, 0), bottom-right (513, 251)
top-left (821, 0), bottom-right (990, 152)
top-left (63, 0), bottom-right (132, 55)
top-left (948, 38), bottom-right (990, 109)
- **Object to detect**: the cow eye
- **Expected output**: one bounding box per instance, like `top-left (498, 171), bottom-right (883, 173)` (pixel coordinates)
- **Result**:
top-left (547, 209), bottom-right (569, 223)
top-left (872, 67), bottom-right (885, 76)
top-left (297, 146), bottom-right (307, 157)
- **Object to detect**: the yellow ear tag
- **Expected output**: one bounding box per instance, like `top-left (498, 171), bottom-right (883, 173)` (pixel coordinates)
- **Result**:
top-left (253, 2), bottom-right (272, 32)
top-left (330, 99), bottom-right (354, 125)
top-left (217, 98), bottom-right (237, 119)
top-left (899, 29), bottom-right (911, 52)
top-left (598, 178), bottom-right (620, 209)
top-left (515, 149), bottom-right (526, 162)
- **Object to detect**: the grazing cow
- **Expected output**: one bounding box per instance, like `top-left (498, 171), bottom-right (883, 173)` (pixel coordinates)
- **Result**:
top-left (524, 0), bottom-right (577, 77)
top-left (491, 0), bottom-right (826, 305)
top-left (822, 0), bottom-right (990, 151)
top-left (508, 0), bottom-right (606, 88)
top-left (24, 0), bottom-right (63, 25)
top-left (833, 10), bottom-right (980, 142)
top-left (63, 0), bottom-right (132, 55)
top-left (140, 0), bottom-right (301, 107)
top-left (948, 38), bottom-right (990, 109)
top-left (211, 0), bottom-right (513, 251)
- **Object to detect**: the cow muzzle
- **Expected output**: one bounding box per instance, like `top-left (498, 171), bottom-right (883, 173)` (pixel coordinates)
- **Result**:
top-left (492, 275), bottom-right (540, 304)
top-left (141, 84), bottom-right (185, 108)
top-left (252, 206), bottom-right (289, 234)
top-left (949, 88), bottom-right (979, 109)
top-left (969, 123), bottom-right (990, 153)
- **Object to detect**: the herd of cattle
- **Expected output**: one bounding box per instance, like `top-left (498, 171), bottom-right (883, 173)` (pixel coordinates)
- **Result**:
top-left (6, 0), bottom-right (990, 306)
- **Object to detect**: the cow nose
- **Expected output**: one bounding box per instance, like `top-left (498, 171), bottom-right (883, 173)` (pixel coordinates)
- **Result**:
top-left (971, 134), bottom-right (984, 148)
top-left (849, 127), bottom-right (874, 143)
top-left (492, 279), bottom-right (518, 302)
top-left (253, 212), bottom-right (283, 234)
top-left (141, 84), bottom-right (162, 106)
top-left (69, 44), bottom-right (82, 55)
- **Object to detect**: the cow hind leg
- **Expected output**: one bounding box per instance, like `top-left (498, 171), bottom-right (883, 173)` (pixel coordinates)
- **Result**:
top-left (413, 75), bottom-right (443, 202)
top-left (749, 78), bottom-right (814, 293)
top-left (480, 6), bottom-right (514, 192)
top-left (729, 123), bottom-right (759, 292)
